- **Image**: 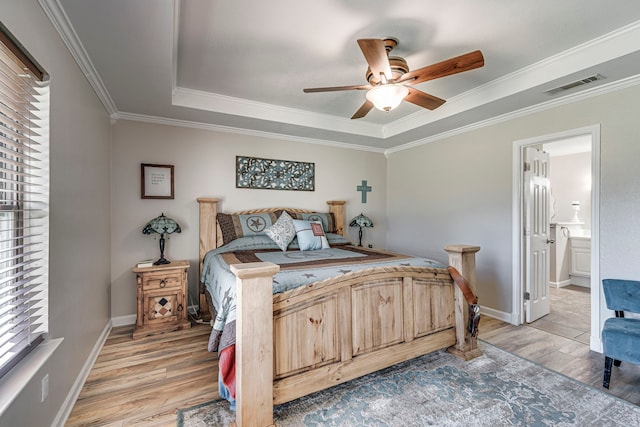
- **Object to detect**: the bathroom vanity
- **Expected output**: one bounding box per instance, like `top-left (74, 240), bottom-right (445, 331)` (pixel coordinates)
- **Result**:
top-left (569, 235), bottom-right (591, 287)
top-left (550, 222), bottom-right (591, 288)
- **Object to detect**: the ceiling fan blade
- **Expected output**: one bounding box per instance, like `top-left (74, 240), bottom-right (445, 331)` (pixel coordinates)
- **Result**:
top-left (357, 39), bottom-right (392, 81)
top-left (351, 99), bottom-right (374, 119)
top-left (404, 87), bottom-right (446, 110)
top-left (303, 84), bottom-right (370, 93)
top-left (398, 50), bottom-right (484, 86)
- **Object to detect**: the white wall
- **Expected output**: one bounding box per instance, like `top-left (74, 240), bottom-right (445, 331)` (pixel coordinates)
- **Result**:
top-left (387, 83), bottom-right (640, 323)
top-left (1, 1), bottom-right (112, 426)
top-left (550, 151), bottom-right (592, 230)
top-left (110, 120), bottom-right (387, 318)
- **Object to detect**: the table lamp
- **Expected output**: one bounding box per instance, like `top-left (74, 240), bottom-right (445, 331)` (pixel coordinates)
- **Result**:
top-left (349, 213), bottom-right (373, 247)
top-left (142, 213), bottom-right (181, 265)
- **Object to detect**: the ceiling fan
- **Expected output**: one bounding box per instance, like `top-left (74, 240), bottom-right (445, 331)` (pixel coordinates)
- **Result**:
top-left (303, 38), bottom-right (484, 119)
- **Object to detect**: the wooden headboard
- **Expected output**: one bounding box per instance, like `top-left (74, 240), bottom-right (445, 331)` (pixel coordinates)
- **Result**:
top-left (196, 198), bottom-right (346, 274)
top-left (195, 198), bottom-right (345, 320)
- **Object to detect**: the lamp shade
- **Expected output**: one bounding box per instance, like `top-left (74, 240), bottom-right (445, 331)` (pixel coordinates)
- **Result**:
top-left (142, 213), bottom-right (181, 265)
top-left (365, 84), bottom-right (409, 111)
top-left (349, 213), bottom-right (374, 228)
top-left (142, 213), bottom-right (181, 235)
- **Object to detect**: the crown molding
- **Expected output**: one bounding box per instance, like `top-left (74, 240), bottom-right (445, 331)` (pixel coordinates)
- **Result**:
top-left (38, 0), bottom-right (117, 115)
top-left (383, 19), bottom-right (640, 138)
top-left (171, 86), bottom-right (384, 139)
top-left (385, 73), bottom-right (640, 155)
top-left (116, 72), bottom-right (640, 157)
top-left (112, 111), bottom-right (386, 153)
top-left (170, 19), bottom-right (640, 140)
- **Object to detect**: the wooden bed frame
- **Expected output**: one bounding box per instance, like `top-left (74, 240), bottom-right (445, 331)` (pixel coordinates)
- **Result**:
top-left (197, 198), bottom-right (481, 427)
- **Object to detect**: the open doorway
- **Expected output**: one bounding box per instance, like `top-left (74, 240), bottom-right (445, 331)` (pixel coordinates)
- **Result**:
top-left (530, 137), bottom-right (592, 343)
top-left (512, 125), bottom-right (602, 352)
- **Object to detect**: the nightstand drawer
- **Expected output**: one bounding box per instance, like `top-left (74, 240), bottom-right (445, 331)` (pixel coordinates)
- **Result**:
top-left (142, 272), bottom-right (182, 290)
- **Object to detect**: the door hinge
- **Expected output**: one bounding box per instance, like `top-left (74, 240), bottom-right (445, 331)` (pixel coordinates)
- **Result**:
top-left (523, 162), bottom-right (531, 172)
top-left (523, 292), bottom-right (530, 300)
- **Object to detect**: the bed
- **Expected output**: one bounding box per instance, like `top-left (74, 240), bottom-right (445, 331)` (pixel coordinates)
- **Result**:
top-left (197, 198), bottom-right (481, 426)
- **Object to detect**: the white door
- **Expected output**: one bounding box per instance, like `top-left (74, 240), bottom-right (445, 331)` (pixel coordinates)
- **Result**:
top-left (523, 147), bottom-right (551, 322)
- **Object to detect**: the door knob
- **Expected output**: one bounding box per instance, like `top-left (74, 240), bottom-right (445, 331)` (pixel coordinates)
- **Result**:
top-left (547, 239), bottom-right (555, 244)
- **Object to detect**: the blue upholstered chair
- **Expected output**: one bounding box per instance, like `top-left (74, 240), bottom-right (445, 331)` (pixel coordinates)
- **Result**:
top-left (602, 279), bottom-right (640, 389)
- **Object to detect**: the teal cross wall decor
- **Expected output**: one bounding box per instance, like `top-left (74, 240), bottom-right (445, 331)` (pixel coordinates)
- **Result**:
top-left (357, 180), bottom-right (372, 203)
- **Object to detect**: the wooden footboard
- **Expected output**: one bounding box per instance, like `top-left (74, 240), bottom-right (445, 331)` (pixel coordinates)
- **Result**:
top-left (231, 247), bottom-right (479, 426)
top-left (196, 198), bottom-right (480, 427)
top-left (270, 265), bottom-right (458, 403)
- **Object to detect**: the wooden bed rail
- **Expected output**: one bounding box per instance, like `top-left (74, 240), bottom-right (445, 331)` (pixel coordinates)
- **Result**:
top-left (230, 245), bottom-right (480, 427)
top-left (197, 197), bottom-right (220, 321)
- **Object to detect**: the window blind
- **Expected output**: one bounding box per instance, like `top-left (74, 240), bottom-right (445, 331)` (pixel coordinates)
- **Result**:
top-left (0, 24), bottom-right (49, 379)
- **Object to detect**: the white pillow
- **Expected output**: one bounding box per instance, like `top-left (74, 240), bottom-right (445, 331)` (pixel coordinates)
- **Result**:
top-left (264, 211), bottom-right (296, 251)
top-left (293, 219), bottom-right (330, 251)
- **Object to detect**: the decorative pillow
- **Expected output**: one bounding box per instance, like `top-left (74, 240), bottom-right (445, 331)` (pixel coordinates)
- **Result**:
top-left (217, 212), bottom-right (281, 245)
top-left (325, 233), bottom-right (351, 246)
top-left (264, 211), bottom-right (296, 251)
top-left (293, 219), bottom-right (330, 251)
top-left (291, 212), bottom-right (336, 234)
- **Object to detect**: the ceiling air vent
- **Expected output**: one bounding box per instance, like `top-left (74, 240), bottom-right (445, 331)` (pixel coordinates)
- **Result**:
top-left (544, 74), bottom-right (605, 95)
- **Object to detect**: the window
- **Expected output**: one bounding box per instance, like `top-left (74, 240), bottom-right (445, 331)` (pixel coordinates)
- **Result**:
top-left (0, 23), bottom-right (49, 380)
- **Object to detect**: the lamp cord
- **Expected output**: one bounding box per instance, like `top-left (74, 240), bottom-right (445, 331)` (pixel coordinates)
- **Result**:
top-left (187, 290), bottom-right (207, 324)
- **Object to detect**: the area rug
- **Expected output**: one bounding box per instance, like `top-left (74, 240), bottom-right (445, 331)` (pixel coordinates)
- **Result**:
top-left (177, 342), bottom-right (640, 426)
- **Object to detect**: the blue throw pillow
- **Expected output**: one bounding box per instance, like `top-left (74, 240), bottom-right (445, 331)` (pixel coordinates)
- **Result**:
top-left (292, 212), bottom-right (336, 233)
top-left (293, 219), bottom-right (330, 251)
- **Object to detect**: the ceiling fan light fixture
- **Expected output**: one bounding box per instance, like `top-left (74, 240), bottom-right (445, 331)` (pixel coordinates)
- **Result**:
top-left (366, 84), bottom-right (409, 111)
top-left (303, 39), bottom-right (484, 119)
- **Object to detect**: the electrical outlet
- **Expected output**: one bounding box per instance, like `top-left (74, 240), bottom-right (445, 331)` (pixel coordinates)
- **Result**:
top-left (41, 374), bottom-right (49, 402)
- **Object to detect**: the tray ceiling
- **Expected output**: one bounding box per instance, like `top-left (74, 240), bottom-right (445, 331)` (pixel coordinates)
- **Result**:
top-left (48, 0), bottom-right (640, 151)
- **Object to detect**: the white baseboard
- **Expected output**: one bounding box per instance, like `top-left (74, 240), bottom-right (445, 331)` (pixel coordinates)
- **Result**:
top-left (53, 320), bottom-right (112, 427)
top-left (480, 306), bottom-right (518, 325)
top-left (112, 306), bottom-right (199, 327)
top-left (570, 275), bottom-right (591, 287)
top-left (550, 279), bottom-right (572, 288)
top-left (111, 314), bottom-right (136, 327)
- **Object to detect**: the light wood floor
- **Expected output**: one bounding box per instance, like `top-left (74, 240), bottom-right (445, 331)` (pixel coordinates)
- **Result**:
top-left (65, 323), bottom-right (218, 427)
top-left (66, 286), bottom-right (639, 426)
top-left (481, 285), bottom-right (640, 405)
top-left (525, 284), bottom-right (591, 344)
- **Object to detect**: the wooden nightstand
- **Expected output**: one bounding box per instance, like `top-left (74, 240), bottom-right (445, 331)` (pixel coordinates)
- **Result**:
top-left (132, 260), bottom-right (191, 339)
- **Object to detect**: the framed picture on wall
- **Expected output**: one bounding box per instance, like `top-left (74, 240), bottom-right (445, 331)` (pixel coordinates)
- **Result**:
top-left (141, 163), bottom-right (174, 199)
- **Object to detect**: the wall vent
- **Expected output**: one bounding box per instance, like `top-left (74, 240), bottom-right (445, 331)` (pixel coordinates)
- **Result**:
top-left (544, 74), bottom-right (605, 95)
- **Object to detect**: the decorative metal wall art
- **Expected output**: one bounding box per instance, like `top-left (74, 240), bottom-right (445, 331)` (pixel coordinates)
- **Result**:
top-left (236, 156), bottom-right (315, 191)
